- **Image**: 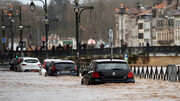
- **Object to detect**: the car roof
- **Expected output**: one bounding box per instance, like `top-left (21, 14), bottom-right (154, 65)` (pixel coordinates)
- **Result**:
top-left (23, 57), bottom-right (39, 60)
top-left (54, 60), bottom-right (75, 64)
top-left (44, 59), bottom-right (61, 62)
top-left (93, 59), bottom-right (127, 63)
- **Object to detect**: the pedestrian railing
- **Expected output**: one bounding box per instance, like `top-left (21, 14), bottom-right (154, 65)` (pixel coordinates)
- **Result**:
top-left (130, 65), bottom-right (180, 82)
top-left (11, 46), bottom-right (180, 58)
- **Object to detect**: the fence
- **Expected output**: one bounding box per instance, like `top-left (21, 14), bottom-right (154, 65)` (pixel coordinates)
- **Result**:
top-left (10, 46), bottom-right (180, 58)
top-left (130, 65), bottom-right (180, 82)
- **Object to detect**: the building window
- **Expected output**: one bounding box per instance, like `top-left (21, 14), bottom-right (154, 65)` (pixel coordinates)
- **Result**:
top-left (138, 23), bottom-right (143, 29)
top-left (138, 33), bottom-right (143, 39)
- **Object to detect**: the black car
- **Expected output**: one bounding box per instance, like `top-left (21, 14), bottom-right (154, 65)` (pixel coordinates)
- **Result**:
top-left (81, 59), bottom-right (135, 85)
top-left (46, 60), bottom-right (77, 76)
top-left (9, 57), bottom-right (23, 71)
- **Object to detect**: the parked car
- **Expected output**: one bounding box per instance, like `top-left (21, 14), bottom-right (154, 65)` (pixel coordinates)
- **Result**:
top-left (39, 59), bottom-right (61, 76)
top-left (16, 57), bottom-right (41, 72)
top-left (9, 58), bottom-right (17, 71)
top-left (81, 59), bottom-right (135, 85)
top-left (46, 60), bottom-right (77, 76)
top-left (9, 57), bottom-right (24, 71)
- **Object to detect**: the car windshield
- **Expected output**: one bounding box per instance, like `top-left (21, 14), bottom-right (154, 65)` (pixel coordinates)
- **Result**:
top-left (97, 62), bottom-right (129, 71)
top-left (55, 63), bottom-right (75, 69)
top-left (25, 59), bottom-right (38, 63)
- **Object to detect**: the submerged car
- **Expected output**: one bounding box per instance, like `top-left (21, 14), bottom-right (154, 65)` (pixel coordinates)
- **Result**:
top-left (81, 59), bottom-right (135, 85)
top-left (46, 60), bottom-right (77, 76)
top-left (16, 57), bottom-right (41, 72)
top-left (39, 59), bottom-right (61, 76)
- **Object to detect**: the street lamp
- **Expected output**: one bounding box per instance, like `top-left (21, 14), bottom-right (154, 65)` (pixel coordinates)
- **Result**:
top-left (1, 10), bottom-right (6, 53)
top-left (4, 5), bottom-right (20, 52)
top-left (29, 1), bottom-right (35, 12)
top-left (30, 0), bottom-right (49, 58)
top-left (116, 4), bottom-right (129, 58)
top-left (74, 0), bottom-right (94, 76)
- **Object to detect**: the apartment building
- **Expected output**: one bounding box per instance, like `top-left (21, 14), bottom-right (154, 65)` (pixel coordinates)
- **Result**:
top-left (174, 13), bottom-right (180, 46)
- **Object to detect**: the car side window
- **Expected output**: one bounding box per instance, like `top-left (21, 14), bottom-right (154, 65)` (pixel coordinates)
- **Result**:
top-left (92, 62), bottom-right (96, 70)
top-left (89, 62), bottom-right (96, 71)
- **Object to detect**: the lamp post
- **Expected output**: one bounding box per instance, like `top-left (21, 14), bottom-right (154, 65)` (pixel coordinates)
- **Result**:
top-left (30, 0), bottom-right (49, 58)
top-left (74, 0), bottom-right (94, 76)
top-left (1, 10), bottom-right (6, 52)
top-left (4, 5), bottom-right (20, 52)
top-left (116, 4), bottom-right (129, 59)
top-left (18, 6), bottom-right (30, 56)
top-left (19, 6), bottom-right (23, 54)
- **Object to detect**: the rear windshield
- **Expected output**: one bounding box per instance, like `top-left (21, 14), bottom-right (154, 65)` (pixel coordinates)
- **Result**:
top-left (46, 62), bottom-right (51, 67)
top-left (97, 62), bottom-right (129, 71)
top-left (55, 63), bottom-right (75, 69)
top-left (25, 59), bottom-right (38, 63)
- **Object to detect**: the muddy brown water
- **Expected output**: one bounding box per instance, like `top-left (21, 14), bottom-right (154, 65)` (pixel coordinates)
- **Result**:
top-left (0, 71), bottom-right (179, 101)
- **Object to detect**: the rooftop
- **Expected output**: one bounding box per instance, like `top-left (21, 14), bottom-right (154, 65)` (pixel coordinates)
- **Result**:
top-left (93, 59), bottom-right (127, 63)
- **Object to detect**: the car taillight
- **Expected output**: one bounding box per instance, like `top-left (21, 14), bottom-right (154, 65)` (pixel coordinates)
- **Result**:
top-left (75, 65), bottom-right (77, 71)
top-left (127, 71), bottom-right (134, 78)
top-left (52, 65), bottom-right (56, 71)
top-left (92, 72), bottom-right (100, 78)
top-left (22, 64), bottom-right (26, 66)
top-left (43, 62), bottom-right (46, 68)
top-left (38, 64), bottom-right (41, 67)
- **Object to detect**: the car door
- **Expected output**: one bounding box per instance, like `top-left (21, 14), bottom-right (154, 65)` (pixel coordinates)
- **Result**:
top-left (86, 62), bottom-right (96, 81)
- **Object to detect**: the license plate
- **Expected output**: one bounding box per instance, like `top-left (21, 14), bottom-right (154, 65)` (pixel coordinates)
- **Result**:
top-left (61, 71), bottom-right (70, 73)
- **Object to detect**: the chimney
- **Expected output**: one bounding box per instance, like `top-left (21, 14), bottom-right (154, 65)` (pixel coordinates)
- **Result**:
top-left (135, 2), bottom-right (141, 12)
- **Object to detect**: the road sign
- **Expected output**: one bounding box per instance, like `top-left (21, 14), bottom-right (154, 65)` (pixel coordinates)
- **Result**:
top-left (124, 54), bottom-right (128, 62)
top-left (109, 29), bottom-right (113, 38)
top-left (1, 38), bottom-right (6, 43)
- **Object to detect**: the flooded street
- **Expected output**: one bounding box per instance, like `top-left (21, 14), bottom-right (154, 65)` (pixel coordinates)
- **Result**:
top-left (0, 71), bottom-right (179, 101)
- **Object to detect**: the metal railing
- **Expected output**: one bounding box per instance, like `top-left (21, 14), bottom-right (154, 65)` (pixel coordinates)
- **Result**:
top-left (10, 46), bottom-right (180, 57)
top-left (130, 65), bottom-right (180, 82)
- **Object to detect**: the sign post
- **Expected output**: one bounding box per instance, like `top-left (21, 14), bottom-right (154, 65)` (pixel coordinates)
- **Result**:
top-left (109, 29), bottom-right (113, 60)
top-left (124, 54), bottom-right (128, 62)
top-left (1, 38), bottom-right (6, 43)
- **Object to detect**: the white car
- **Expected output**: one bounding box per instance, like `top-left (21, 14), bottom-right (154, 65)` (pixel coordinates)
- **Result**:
top-left (39, 59), bottom-right (61, 76)
top-left (17, 57), bottom-right (41, 72)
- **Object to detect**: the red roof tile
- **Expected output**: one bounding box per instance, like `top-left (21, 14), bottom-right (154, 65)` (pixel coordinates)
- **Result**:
top-left (153, 2), bottom-right (166, 9)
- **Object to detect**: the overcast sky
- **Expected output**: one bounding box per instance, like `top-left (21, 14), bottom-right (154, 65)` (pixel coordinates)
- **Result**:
top-left (17, 0), bottom-right (51, 7)
top-left (17, 0), bottom-right (83, 6)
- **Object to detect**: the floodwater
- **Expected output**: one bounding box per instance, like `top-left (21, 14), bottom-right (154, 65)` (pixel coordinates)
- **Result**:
top-left (0, 71), bottom-right (179, 101)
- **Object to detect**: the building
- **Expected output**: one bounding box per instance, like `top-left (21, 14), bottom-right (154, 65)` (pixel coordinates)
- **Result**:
top-left (174, 13), bottom-right (180, 46)
top-left (8, 38), bottom-right (27, 51)
top-left (156, 1), bottom-right (180, 46)
top-left (48, 34), bottom-right (60, 48)
top-left (137, 9), bottom-right (152, 46)
top-left (41, 34), bottom-right (76, 49)
top-left (115, 0), bottom-right (180, 47)
top-left (115, 7), bottom-right (139, 47)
